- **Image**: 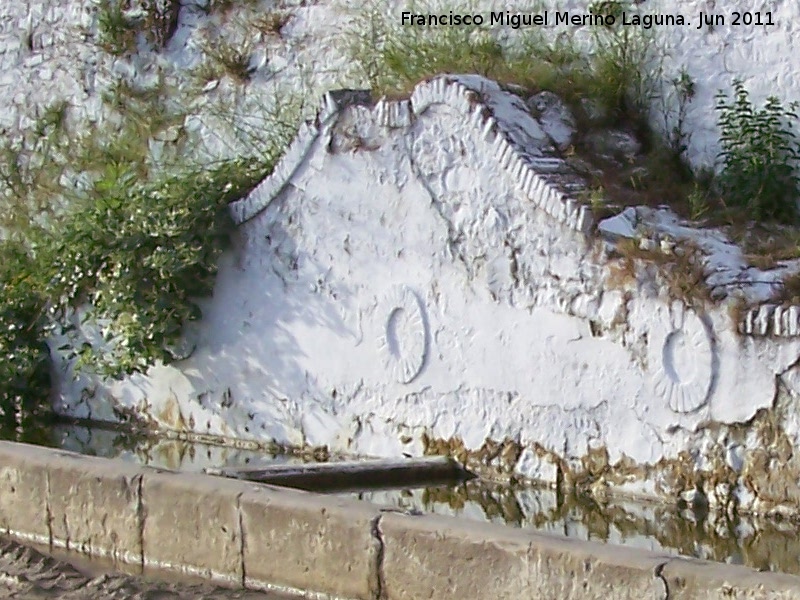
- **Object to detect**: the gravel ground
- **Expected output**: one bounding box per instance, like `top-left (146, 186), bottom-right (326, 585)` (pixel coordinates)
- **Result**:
top-left (0, 539), bottom-right (292, 599)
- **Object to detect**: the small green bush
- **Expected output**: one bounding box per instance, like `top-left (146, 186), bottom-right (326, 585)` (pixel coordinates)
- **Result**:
top-left (55, 158), bottom-right (269, 373)
top-left (0, 157), bottom-right (271, 422)
top-left (716, 80), bottom-right (800, 223)
top-left (0, 241), bottom-right (51, 428)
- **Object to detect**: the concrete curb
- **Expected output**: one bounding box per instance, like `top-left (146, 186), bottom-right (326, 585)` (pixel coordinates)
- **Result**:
top-left (0, 441), bottom-right (798, 599)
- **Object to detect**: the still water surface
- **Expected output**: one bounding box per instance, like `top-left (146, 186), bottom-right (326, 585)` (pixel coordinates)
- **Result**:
top-left (5, 421), bottom-right (800, 581)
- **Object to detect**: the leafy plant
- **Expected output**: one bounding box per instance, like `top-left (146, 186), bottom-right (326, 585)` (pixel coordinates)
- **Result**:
top-left (0, 48), bottom-right (301, 423)
top-left (53, 158), bottom-right (270, 374)
top-left (716, 80), bottom-right (800, 223)
top-left (0, 241), bottom-right (52, 428)
top-left (0, 155), bottom-right (275, 425)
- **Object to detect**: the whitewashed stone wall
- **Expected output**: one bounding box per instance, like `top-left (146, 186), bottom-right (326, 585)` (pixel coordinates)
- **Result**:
top-left (51, 75), bottom-right (800, 519)
top-left (0, 0), bottom-right (98, 134)
top-left (8, 0), bottom-right (800, 516)
top-left (541, 0), bottom-right (800, 169)
top-left (675, 0), bottom-right (800, 168)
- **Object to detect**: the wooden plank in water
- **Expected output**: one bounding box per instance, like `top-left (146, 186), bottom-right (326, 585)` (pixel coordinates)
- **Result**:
top-left (204, 456), bottom-right (474, 491)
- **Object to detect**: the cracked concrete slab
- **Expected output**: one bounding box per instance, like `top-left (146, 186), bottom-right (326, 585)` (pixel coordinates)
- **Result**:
top-left (239, 483), bottom-right (381, 599)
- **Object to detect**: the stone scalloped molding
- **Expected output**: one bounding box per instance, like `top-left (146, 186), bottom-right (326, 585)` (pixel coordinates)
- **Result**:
top-left (739, 304), bottom-right (800, 338)
top-left (228, 76), bottom-right (595, 234)
top-left (228, 75), bottom-right (799, 338)
top-left (229, 120), bottom-right (321, 224)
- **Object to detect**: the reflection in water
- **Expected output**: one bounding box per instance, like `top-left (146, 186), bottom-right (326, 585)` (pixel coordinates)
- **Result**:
top-left (7, 421), bottom-right (800, 577)
top-left (353, 482), bottom-right (800, 576)
top-left (47, 422), bottom-right (306, 472)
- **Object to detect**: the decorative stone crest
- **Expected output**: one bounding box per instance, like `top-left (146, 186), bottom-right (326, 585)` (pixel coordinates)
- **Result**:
top-left (378, 286), bottom-right (428, 384)
top-left (650, 302), bottom-right (715, 414)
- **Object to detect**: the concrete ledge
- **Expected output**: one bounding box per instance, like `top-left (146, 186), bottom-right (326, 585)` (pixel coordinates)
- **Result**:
top-left (661, 557), bottom-right (800, 599)
top-left (48, 450), bottom-right (142, 564)
top-left (142, 470), bottom-right (247, 584)
top-left (241, 484), bottom-right (381, 598)
top-left (1, 441), bottom-right (799, 599)
top-left (381, 512), bottom-right (669, 599)
top-left (0, 441), bottom-right (51, 545)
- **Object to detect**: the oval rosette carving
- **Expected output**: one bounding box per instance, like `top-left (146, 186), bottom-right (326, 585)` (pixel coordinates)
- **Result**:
top-left (377, 286), bottom-right (429, 384)
top-left (649, 302), bottom-right (715, 414)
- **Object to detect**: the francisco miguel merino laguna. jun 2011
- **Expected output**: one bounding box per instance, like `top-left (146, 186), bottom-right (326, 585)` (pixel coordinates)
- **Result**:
top-left (400, 9), bottom-right (777, 30)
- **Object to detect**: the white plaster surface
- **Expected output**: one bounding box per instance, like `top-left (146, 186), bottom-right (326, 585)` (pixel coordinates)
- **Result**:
top-left (49, 75), bottom-right (800, 516)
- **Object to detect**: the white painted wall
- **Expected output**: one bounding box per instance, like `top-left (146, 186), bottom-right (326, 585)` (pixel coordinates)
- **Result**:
top-left (538, 0), bottom-right (800, 169)
top-left (51, 76), bottom-right (800, 517)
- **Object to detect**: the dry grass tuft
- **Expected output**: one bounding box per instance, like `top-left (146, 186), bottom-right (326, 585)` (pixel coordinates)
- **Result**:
top-left (606, 238), bottom-right (710, 307)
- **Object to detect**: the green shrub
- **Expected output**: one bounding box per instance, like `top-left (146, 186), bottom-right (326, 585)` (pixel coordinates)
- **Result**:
top-left (0, 241), bottom-right (52, 428)
top-left (0, 156), bottom-right (273, 423)
top-left (716, 80), bottom-right (800, 223)
top-left (53, 157), bottom-right (270, 374)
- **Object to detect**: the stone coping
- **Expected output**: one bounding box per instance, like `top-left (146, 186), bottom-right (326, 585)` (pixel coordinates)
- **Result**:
top-left (0, 441), bottom-right (798, 599)
top-left (227, 75), bottom-right (594, 234)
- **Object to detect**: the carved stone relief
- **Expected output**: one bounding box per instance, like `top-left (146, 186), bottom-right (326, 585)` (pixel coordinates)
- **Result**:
top-left (650, 302), bottom-right (715, 414)
top-left (378, 286), bottom-right (429, 384)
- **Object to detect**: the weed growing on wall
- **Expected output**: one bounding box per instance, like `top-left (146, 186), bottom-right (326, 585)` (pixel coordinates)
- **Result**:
top-left (586, 0), bottom-right (661, 125)
top-left (97, 1), bottom-right (138, 55)
top-left (202, 38), bottom-right (255, 84)
top-left (716, 80), bottom-right (800, 223)
top-left (96, 0), bottom-right (180, 54)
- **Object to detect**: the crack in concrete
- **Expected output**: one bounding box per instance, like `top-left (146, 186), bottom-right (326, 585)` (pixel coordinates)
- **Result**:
top-left (654, 561), bottom-right (671, 600)
top-left (45, 470), bottom-right (53, 549)
top-left (136, 474), bottom-right (145, 570)
top-left (370, 514), bottom-right (386, 600)
top-left (236, 492), bottom-right (246, 588)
